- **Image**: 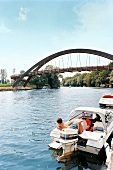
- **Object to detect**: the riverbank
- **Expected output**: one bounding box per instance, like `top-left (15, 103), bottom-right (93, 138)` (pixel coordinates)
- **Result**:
top-left (0, 87), bottom-right (35, 91)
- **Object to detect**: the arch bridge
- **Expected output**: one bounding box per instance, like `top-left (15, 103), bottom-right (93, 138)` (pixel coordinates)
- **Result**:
top-left (11, 48), bottom-right (113, 87)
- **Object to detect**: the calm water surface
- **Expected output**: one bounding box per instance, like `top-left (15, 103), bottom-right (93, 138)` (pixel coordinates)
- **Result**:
top-left (0, 87), bottom-right (113, 170)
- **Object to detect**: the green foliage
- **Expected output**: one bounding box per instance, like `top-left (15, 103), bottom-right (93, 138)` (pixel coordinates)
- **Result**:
top-left (108, 71), bottom-right (113, 87)
top-left (29, 65), bottom-right (60, 89)
top-left (62, 69), bottom-right (112, 87)
top-left (0, 69), bottom-right (7, 84)
top-left (30, 74), bottom-right (48, 89)
top-left (20, 70), bottom-right (25, 74)
top-left (46, 74), bottom-right (60, 88)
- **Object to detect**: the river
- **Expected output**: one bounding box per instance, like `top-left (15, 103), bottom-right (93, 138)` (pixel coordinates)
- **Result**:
top-left (0, 87), bottom-right (113, 170)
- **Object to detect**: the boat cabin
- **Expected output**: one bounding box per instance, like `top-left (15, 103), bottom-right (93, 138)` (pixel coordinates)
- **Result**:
top-left (67, 107), bottom-right (113, 134)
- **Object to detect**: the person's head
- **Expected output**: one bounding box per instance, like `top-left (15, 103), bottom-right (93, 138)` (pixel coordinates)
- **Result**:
top-left (57, 118), bottom-right (63, 124)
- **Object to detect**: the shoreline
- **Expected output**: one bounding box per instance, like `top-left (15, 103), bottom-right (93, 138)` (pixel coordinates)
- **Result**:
top-left (0, 87), bottom-right (35, 91)
top-left (0, 86), bottom-right (110, 92)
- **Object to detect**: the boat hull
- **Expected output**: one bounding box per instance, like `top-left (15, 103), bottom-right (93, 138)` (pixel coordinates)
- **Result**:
top-left (99, 94), bottom-right (113, 108)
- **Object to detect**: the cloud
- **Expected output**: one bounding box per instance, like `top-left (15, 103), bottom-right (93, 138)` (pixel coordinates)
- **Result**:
top-left (18, 7), bottom-right (29, 22)
top-left (50, 0), bottom-right (113, 54)
top-left (73, 0), bottom-right (113, 34)
top-left (0, 21), bottom-right (13, 33)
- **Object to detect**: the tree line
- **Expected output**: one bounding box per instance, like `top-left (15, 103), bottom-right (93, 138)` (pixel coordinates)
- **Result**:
top-left (29, 63), bottom-right (113, 88)
top-left (62, 62), bottom-right (113, 88)
top-left (2, 63), bottom-right (113, 88)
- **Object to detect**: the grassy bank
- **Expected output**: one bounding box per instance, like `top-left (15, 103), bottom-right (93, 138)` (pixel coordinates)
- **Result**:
top-left (0, 84), bottom-right (35, 91)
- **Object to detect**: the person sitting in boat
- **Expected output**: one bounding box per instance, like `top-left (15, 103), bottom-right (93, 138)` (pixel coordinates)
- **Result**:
top-left (57, 118), bottom-right (69, 130)
top-left (77, 119), bottom-right (93, 133)
top-left (78, 120), bottom-right (84, 134)
top-left (82, 118), bottom-right (93, 131)
top-left (86, 118), bottom-right (94, 131)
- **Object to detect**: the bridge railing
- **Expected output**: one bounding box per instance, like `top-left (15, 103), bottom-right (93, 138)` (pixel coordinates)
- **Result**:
top-left (11, 65), bottom-right (113, 81)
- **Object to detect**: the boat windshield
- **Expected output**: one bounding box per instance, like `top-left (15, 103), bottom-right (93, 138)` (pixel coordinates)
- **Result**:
top-left (65, 109), bottom-right (77, 121)
top-left (66, 109), bottom-right (98, 122)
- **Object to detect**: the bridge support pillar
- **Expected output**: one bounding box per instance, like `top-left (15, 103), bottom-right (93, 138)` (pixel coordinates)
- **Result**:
top-left (23, 76), bottom-right (32, 87)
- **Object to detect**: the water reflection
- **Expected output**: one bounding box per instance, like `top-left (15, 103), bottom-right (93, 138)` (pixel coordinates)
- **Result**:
top-left (51, 149), bottom-right (107, 170)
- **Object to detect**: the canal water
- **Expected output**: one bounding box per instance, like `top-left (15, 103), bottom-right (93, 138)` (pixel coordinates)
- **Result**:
top-left (0, 87), bottom-right (113, 170)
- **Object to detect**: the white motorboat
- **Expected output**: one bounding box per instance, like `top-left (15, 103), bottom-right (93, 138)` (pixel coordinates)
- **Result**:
top-left (99, 94), bottom-right (113, 108)
top-left (49, 107), bottom-right (113, 161)
top-left (42, 85), bottom-right (50, 89)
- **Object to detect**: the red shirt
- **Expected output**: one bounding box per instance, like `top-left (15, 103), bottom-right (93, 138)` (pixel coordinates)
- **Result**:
top-left (86, 119), bottom-right (91, 126)
top-left (86, 119), bottom-right (93, 131)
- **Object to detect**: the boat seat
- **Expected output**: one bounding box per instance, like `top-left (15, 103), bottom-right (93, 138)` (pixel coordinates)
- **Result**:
top-left (79, 130), bottom-right (103, 141)
top-left (93, 121), bottom-right (104, 132)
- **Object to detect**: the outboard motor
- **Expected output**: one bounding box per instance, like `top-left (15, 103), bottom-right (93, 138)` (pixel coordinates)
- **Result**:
top-left (60, 128), bottom-right (78, 140)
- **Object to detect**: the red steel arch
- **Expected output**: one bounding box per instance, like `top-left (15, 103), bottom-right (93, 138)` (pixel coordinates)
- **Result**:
top-left (12, 48), bottom-right (113, 87)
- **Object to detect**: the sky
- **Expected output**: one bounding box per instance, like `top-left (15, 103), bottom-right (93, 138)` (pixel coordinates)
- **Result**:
top-left (0, 0), bottom-right (113, 79)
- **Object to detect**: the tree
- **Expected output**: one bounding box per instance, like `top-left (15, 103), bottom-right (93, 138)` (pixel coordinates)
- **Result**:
top-left (46, 73), bottom-right (60, 88)
top-left (45, 65), bottom-right (54, 70)
top-left (62, 76), bottom-right (72, 86)
top-left (99, 70), bottom-right (110, 87)
top-left (62, 69), bottom-right (112, 87)
top-left (83, 73), bottom-right (91, 87)
top-left (29, 65), bottom-right (60, 89)
top-left (108, 70), bottom-right (113, 87)
top-left (44, 65), bottom-right (60, 88)
top-left (12, 69), bottom-right (16, 75)
top-left (0, 69), bottom-right (7, 84)
top-left (30, 74), bottom-right (48, 88)
top-left (20, 70), bottom-right (25, 74)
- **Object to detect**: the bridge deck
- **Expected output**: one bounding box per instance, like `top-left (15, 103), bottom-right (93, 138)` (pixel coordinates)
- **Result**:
top-left (11, 65), bottom-right (113, 80)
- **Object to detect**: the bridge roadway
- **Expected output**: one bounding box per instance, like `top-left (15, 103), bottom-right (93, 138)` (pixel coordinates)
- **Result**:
top-left (11, 65), bottom-right (113, 80)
